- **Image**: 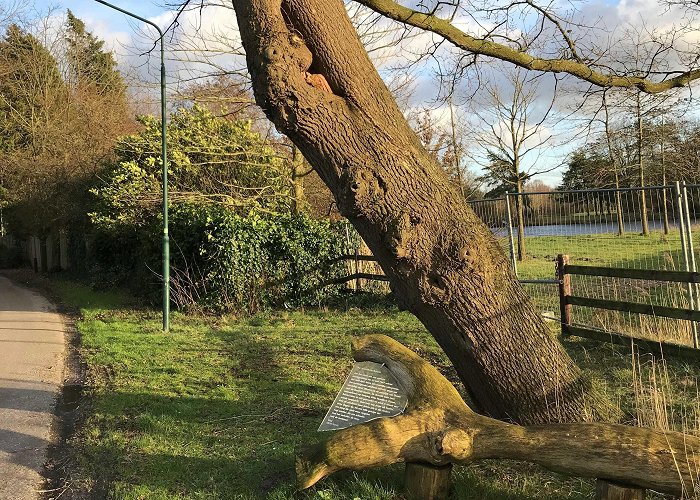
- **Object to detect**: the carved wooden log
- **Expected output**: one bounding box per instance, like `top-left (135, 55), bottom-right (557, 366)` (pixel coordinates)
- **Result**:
top-left (296, 335), bottom-right (700, 496)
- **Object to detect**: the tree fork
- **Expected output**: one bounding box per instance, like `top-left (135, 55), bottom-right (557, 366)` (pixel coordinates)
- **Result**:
top-left (231, 0), bottom-right (610, 424)
top-left (296, 335), bottom-right (699, 496)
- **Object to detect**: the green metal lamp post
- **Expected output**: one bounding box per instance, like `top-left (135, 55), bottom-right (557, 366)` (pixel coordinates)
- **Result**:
top-left (94, 0), bottom-right (170, 331)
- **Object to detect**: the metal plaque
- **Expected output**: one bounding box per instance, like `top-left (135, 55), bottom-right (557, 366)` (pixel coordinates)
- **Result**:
top-left (318, 361), bottom-right (408, 432)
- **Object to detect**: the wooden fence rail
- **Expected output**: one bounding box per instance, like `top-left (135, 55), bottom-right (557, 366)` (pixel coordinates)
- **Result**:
top-left (565, 296), bottom-right (700, 322)
top-left (557, 254), bottom-right (700, 359)
top-left (321, 254), bottom-right (389, 291)
top-left (320, 272), bottom-right (390, 287)
top-left (563, 264), bottom-right (700, 283)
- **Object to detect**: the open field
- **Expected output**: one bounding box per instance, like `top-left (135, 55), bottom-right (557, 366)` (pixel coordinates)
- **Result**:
top-left (31, 277), bottom-right (700, 500)
top-left (513, 229), bottom-right (700, 278)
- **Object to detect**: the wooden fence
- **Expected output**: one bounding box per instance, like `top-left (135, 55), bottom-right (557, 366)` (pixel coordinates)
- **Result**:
top-left (557, 254), bottom-right (700, 359)
top-left (321, 254), bottom-right (389, 288)
top-left (323, 252), bottom-right (700, 358)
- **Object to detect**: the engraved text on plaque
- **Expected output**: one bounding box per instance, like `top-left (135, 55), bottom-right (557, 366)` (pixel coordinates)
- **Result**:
top-left (318, 361), bottom-right (408, 432)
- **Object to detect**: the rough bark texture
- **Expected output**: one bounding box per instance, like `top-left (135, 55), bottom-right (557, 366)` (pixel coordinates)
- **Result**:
top-left (230, 0), bottom-right (606, 424)
top-left (296, 335), bottom-right (700, 496)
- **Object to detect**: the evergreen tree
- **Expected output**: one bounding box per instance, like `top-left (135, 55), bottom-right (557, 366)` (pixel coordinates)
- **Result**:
top-left (65, 10), bottom-right (125, 95)
top-left (0, 24), bottom-right (64, 152)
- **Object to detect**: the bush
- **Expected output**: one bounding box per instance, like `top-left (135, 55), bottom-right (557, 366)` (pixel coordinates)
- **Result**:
top-left (91, 204), bottom-right (347, 314)
top-left (169, 205), bottom-right (346, 313)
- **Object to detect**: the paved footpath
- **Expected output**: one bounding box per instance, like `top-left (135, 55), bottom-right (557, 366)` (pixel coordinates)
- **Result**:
top-left (0, 275), bottom-right (65, 500)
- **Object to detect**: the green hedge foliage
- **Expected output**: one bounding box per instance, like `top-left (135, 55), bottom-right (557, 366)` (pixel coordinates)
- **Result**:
top-left (90, 204), bottom-right (347, 314)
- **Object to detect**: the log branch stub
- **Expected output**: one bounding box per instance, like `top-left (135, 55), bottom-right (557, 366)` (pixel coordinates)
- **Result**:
top-left (404, 462), bottom-right (453, 500)
top-left (297, 335), bottom-right (700, 496)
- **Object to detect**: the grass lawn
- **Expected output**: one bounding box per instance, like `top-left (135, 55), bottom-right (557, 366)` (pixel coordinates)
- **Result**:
top-left (39, 277), bottom-right (700, 500)
top-left (507, 230), bottom-right (700, 278)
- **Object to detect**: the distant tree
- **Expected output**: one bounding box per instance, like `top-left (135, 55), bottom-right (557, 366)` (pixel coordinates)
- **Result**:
top-left (558, 147), bottom-right (618, 224)
top-left (173, 74), bottom-right (258, 120)
top-left (411, 108), bottom-right (481, 201)
top-left (0, 24), bottom-right (67, 235)
top-left (475, 69), bottom-right (561, 260)
top-left (65, 10), bottom-right (125, 95)
top-left (667, 120), bottom-right (700, 184)
top-left (0, 24), bottom-right (64, 153)
top-left (0, 15), bottom-right (132, 262)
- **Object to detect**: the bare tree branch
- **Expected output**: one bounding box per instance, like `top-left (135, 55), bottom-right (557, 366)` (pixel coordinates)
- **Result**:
top-left (353, 0), bottom-right (700, 93)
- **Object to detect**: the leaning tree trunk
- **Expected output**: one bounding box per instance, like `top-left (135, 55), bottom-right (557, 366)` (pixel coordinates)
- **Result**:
top-left (231, 0), bottom-right (607, 424)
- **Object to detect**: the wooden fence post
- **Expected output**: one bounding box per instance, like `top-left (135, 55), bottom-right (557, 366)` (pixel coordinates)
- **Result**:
top-left (595, 479), bottom-right (645, 500)
top-left (557, 254), bottom-right (572, 336)
top-left (404, 462), bottom-right (452, 500)
top-left (354, 246), bottom-right (360, 291)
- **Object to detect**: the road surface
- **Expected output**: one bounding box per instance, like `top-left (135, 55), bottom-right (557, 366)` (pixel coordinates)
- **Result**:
top-left (0, 275), bottom-right (65, 500)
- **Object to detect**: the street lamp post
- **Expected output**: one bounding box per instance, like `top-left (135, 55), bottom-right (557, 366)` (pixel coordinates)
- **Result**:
top-left (94, 0), bottom-right (170, 331)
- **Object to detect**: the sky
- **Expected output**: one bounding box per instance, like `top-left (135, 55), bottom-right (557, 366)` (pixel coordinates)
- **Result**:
top-left (38, 0), bottom-right (163, 36)
top-left (15, 0), bottom-right (700, 187)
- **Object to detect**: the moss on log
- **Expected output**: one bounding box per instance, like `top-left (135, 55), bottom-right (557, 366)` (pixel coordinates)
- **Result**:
top-left (296, 335), bottom-right (700, 496)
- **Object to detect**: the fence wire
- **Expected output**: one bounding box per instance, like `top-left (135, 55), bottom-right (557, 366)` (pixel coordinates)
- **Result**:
top-left (470, 183), bottom-right (700, 347)
top-left (340, 184), bottom-right (699, 347)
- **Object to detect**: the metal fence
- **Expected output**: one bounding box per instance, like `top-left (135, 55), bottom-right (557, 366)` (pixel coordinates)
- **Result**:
top-left (337, 182), bottom-right (699, 348)
top-left (469, 182), bottom-right (700, 347)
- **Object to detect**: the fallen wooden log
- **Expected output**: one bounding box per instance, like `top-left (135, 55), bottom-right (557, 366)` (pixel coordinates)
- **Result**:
top-left (296, 334), bottom-right (700, 496)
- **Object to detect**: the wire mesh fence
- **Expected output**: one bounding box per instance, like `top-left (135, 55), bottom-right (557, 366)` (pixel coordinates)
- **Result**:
top-left (338, 183), bottom-right (699, 348)
top-left (471, 183), bottom-right (700, 347)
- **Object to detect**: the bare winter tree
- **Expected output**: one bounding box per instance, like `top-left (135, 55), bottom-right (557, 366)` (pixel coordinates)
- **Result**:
top-left (473, 67), bottom-right (563, 261)
top-left (602, 92), bottom-right (627, 236)
top-left (409, 105), bottom-right (480, 201)
top-left (160, 0), bottom-right (700, 426)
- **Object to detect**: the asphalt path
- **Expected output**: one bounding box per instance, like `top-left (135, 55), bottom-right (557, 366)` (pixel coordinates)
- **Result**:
top-left (0, 275), bottom-right (65, 500)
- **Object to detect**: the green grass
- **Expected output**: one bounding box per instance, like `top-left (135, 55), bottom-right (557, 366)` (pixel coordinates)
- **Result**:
top-left (512, 230), bottom-right (700, 279)
top-left (41, 278), bottom-right (699, 500)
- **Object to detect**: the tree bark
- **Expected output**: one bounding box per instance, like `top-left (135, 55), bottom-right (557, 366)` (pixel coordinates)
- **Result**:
top-left (297, 335), bottom-right (700, 496)
top-left (636, 93), bottom-right (650, 236)
top-left (515, 178), bottom-right (526, 261)
top-left (290, 145), bottom-right (307, 214)
top-left (231, 0), bottom-right (606, 424)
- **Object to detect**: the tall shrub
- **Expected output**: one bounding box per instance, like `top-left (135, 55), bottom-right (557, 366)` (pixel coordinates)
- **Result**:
top-left (169, 204), bottom-right (345, 313)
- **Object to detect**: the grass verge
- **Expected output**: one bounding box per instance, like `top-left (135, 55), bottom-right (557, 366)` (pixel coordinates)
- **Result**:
top-left (27, 275), bottom-right (700, 499)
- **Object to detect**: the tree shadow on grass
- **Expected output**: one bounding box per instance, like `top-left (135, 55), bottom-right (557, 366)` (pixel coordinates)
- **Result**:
top-left (77, 328), bottom-right (342, 498)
